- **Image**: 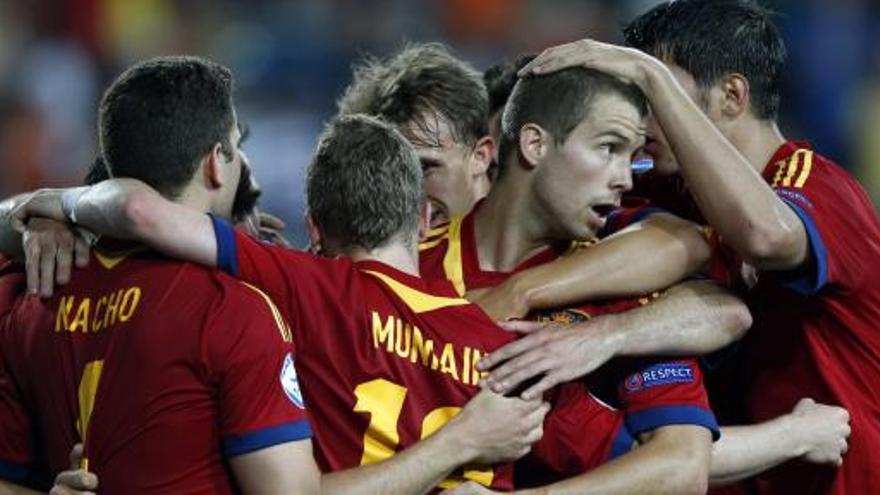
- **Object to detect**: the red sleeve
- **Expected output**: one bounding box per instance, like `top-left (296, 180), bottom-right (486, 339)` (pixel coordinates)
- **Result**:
top-left (204, 280), bottom-right (312, 457)
top-left (614, 358), bottom-right (719, 440)
top-left (771, 162), bottom-right (864, 294)
top-left (0, 335), bottom-right (36, 483)
top-left (211, 214), bottom-right (317, 322)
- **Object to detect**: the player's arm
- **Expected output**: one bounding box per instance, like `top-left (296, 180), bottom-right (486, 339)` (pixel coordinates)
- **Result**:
top-left (468, 213), bottom-right (711, 321)
top-left (710, 399), bottom-right (850, 485)
top-left (322, 389), bottom-right (549, 495)
top-left (229, 440), bottom-right (320, 495)
top-left (481, 280), bottom-right (751, 399)
top-left (1, 181), bottom-right (216, 266)
top-left (520, 425), bottom-right (712, 495)
top-left (520, 39), bottom-right (808, 271)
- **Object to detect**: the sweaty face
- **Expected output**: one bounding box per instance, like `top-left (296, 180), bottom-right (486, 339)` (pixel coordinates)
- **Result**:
top-left (533, 93), bottom-right (646, 240)
top-left (403, 114), bottom-right (485, 227)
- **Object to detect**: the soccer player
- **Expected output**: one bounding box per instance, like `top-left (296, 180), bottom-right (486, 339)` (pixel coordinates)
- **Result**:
top-left (0, 56), bottom-right (322, 494)
top-left (516, 0), bottom-right (880, 492)
top-left (338, 43), bottom-right (493, 228)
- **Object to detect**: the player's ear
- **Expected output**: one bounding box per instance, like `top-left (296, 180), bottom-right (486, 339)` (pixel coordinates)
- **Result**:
top-left (204, 142), bottom-right (225, 190)
top-left (305, 211), bottom-right (323, 255)
top-left (718, 73), bottom-right (750, 120)
top-left (518, 123), bottom-right (547, 170)
top-left (470, 136), bottom-right (495, 176)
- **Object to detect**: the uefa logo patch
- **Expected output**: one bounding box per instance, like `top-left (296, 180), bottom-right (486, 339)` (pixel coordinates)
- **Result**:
top-left (623, 363), bottom-right (694, 392)
top-left (280, 353), bottom-right (305, 409)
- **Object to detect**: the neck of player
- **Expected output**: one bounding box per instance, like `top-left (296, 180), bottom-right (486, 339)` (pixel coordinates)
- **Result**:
top-left (346, 239), bottom-right (421, 277)
top-left (473, 173), bottom-right (555, 273)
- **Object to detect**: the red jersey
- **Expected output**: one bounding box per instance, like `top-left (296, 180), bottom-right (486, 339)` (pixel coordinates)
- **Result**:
top-left (733, 142), bottom-right (880, 494)
top-left (211, 217), bottom-right (662, 490)
top-left (417, 205), bottom-right (719, 485)
top-left (0, 242), bottom-right (311, 493)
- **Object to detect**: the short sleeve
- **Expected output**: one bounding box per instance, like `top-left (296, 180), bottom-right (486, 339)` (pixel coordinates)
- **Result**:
top-left (0, 341), bottom-right (36, 483)
top-left (769, 154), bottom-right (865, 294)
top-left (204, 280), bottom-right (312, 458)
top-left (210, 214), bottom-right (311, 320)
top-left (615, 359), bottom-right (719, 441)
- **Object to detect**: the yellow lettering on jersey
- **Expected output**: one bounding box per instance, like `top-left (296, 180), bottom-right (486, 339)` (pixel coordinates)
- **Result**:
top-left (118, 287), bottom-right (141, 322)
top-left (70, 299), bottom-right (90, 332)
top-left (781, 150), bottom-right (804, 188)
top-left (354, 378), bottom-right (407, 465)
top-left (410, 326), bottom-right (434, 366)
top-left (369, 311), bottom-right (489, 387)
top-left (439, 343), bottom-right (459, 381)
top-left (372, 312), bottom-right (395, 352)
top-left (54, 287), bottom-right (142, 333)
top-left (794, 150), bottom-right (814, 188)
top-left (55, 296), bottom-right (75, 332)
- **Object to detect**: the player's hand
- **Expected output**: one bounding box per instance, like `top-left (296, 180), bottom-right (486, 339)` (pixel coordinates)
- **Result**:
top-left (519, 38), bottom-right (662, 91)
top-left (22, 218), bottom-right (91, 298)
top-left (789, 398), bottom-right (851, 466)
top-left (8, 188), bottom-right (69, 234)
top-left (257, 211), bottom-right (292, 248)
top-left (466, 277), bottom-right (530, 322)
top-left (438, 481), bottom-right (503, 495)
top-left (478, 318), bottom-right (622, 400)
top-left (50, 444), bottom-right (98, 495)
top-left (448, 388), bottom-right (549, 464)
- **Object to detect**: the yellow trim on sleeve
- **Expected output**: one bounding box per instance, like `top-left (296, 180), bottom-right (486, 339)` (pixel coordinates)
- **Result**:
top-left (362, 270), bottom-right (471, 314)
top-left (418, 237), bottom-right (446, 251)
top-left (240, 281), bottom-right (292, 342)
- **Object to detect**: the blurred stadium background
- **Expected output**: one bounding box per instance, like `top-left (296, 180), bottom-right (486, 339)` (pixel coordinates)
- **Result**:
top-left (1, 0), bottom-right (878, 246)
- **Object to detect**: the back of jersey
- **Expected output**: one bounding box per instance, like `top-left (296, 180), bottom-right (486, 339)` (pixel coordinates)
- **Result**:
top-left (0, 242), bottom-right (308, 493)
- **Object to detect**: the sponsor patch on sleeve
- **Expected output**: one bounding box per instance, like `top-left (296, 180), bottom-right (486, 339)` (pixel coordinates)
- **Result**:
top-left (623, 363), bottom-right (695, 392)
top-left (280, 353), bottom-right (305, 409)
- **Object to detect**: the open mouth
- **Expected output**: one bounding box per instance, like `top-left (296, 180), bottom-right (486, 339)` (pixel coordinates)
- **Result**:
top-left (591, 203), bottom-right (618, 219)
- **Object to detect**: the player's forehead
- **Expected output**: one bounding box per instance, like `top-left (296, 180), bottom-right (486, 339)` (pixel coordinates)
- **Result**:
top-left (574, 93), bottom-right (647, 144)
top-left (402, 111), bottom-right (470, 165)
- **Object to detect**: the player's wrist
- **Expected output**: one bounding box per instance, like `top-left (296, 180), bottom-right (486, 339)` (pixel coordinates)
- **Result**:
top-left (430, 415), bottom-right (481, 465)
top-left (61, 187), bottom-right (88, 224)
top-left (776, 412), bottom-right (809, 459)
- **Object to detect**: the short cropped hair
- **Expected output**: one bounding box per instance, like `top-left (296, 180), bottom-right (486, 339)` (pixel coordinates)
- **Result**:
top-left (98, 56), bottom-right (236, 197)
top-left (484, 53), bottom-right (536, 118)
top-left (624, 0), bottom-right (785, 120)
top-left (336, 43), bottom-right (488, 148)
top-left (307, 115), bottom-right (423, 251)
top-left (498, 68), bottom-right (648, 171)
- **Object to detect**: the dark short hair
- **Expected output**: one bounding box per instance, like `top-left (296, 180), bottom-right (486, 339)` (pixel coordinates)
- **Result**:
top-left (337, 43), bottom-right (488, 148)
top-left (231, 163), bottom-right (262, 223)
top-left (83, 157), bottom-right (109, 185)
top-left (98, 56), bottom-right (236, 197)
top-left (624, 0), bottom-right (785, 120)
top-left (484, 53), bottom-right (536, 118)
top-left (307, 114), bottom-right (423, 251)
top-left (498, 68), bottom-right (648, 171)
